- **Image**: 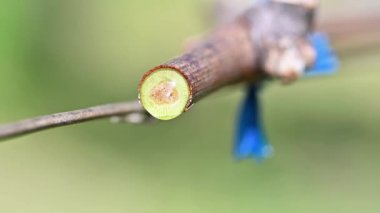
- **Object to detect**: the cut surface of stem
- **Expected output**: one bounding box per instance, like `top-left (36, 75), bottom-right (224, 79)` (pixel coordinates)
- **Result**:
top-left (139, 68), bottom-right (190, 120)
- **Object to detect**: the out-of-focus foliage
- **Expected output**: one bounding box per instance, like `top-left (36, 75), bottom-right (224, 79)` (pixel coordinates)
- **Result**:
top-left (1, 0), bottom-right (380, 212)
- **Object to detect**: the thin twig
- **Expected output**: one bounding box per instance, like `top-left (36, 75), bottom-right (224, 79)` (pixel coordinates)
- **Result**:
top-left (320, 14), bottom-right (380, 55)
top-left (0, 101), bottom-right (146, 141)
top-left (321, 14), bottom-right (380, 42)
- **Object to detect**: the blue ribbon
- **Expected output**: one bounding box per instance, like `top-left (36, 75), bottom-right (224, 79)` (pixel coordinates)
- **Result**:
top-left (234, 32), bottom-right (338, 161)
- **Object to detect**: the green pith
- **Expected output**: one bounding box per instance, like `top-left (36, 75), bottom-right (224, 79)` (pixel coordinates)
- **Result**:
top-left (140, 68), bottom-right (190, 120)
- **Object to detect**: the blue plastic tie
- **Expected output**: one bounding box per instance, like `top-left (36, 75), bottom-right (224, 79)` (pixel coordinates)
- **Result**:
top-left (234, 32), bottom-right (338, 161)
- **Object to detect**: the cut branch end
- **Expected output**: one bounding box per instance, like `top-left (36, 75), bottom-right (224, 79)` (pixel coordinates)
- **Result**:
top-left (139, 68), bottom-right (190, 120)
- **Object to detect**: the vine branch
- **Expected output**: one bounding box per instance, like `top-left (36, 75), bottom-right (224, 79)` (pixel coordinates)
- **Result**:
top-left (0, 101), bottom-right (147, 141)
top-left (1, 13), bottom-right (380, 141)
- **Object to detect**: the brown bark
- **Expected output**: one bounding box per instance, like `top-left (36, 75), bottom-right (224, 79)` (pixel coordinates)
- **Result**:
top-left (140, 2), bottom-right (314, 109)
top-left (142, 18), bottom-right (258, 110)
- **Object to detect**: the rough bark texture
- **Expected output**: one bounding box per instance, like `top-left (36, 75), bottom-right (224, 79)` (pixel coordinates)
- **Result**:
top-left (143, 18), bottom-right (257, 110)
top-left (140, 2), bottom-right (314, 110)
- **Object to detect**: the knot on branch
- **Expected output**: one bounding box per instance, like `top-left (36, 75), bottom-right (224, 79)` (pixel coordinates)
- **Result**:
top-left (247, 1), bottom-right (317, 82)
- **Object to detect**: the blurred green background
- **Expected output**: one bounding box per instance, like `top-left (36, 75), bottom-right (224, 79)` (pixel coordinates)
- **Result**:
top-left (1, 0), bottom-right (380, 212)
